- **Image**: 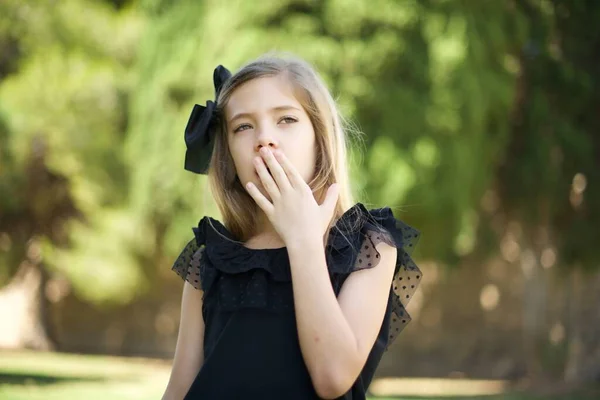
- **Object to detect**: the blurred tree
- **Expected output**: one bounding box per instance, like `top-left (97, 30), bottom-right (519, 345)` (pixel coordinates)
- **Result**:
top-left (0, 0), bottom-right (142, 347)
top-left (496, 0), bottom-right (600, 382)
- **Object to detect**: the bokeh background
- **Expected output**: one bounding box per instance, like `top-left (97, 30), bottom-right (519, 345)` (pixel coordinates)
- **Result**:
top-left (0, 0), bottom-right (599, 399)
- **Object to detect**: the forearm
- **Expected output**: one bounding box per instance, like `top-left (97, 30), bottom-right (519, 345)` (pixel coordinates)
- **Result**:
top-left (287, 239), bottom-right (361, 392)
top-left (162, 359), bottom-right (201, 400)
top-left (163, 282), bottom-right (204, 399)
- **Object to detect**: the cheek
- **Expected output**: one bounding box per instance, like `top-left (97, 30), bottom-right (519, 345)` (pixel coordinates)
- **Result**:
top-left (227, 144), bottom-right (248, 176)
top-left (288, 146), bottom-right (317, 182)
top-left (286, 122), bottom-right (315, 149)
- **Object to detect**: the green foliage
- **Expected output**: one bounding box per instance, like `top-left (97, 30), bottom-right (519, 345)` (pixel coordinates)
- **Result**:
top-left (497, 0), bottom-right (600, 269)
top-left (0, 0), bottom-right (143, 302)
top-left (0, 0), bottom-right (598, 305)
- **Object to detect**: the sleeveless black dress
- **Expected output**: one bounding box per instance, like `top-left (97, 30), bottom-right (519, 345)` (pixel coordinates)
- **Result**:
top-left (171, 202), bottom-right (421, 399)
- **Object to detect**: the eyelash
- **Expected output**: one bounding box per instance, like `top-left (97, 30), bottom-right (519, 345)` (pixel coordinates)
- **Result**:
top-left (233, 116), bottom-right (298, 133)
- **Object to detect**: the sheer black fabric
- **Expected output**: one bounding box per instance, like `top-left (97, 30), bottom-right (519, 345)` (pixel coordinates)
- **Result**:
top-left (171, 202), bottom-right (422, 399)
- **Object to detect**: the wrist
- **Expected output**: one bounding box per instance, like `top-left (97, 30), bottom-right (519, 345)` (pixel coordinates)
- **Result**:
top-left (285, 235), bottom-right (324, 254)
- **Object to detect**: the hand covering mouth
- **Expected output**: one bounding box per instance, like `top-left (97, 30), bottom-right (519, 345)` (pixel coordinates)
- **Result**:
top-left (256, 167), bottom-right (272, 177)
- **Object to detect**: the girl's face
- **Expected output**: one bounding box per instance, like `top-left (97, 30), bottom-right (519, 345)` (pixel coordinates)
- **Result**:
top-left (225, 75), bottom-right (317, 199)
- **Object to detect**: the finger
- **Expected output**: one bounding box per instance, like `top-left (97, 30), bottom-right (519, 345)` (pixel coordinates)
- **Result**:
top-left (259, 147), bottom-right (291, 191)
top-left (322, 183), bottom-right (339, 210)
top-left (245, 181), bottom-right (274, 215)
top-left (254, 156), bottom-right (281, 199)
top-left (273, 150), bottom-right (306, 189)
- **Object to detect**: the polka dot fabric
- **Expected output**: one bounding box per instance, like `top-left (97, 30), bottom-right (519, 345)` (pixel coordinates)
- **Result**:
top-left (326, 204), bottom-right (422, 349)
top-left (171, 202), bottom-right (422, 351)
top-left (171, 238), bottom-right (204, 291)
top-left (365, 222), bottom-right (421, 348)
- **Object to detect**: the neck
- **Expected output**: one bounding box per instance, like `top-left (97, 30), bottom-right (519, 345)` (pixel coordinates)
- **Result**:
top-left (245, 210), bottom-right (285, 249)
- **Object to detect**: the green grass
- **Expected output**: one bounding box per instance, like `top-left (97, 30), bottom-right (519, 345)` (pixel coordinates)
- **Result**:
top-left (0, 350), bottom-right (597, 400)
top-left (0, 350), bottom-right (168, 400)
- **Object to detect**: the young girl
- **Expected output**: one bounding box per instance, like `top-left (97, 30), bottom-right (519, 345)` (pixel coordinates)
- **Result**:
top-left (162, 55), bottom-right (422, 400)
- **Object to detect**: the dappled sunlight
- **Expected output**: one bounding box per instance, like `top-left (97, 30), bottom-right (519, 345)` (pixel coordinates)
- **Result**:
top-left (370, 377), bottom-right (509, 397)
top-left (480, 283), bottom-right (500, 311)
top-left (540, 247), bottom-right (556, 269)
top-left (0, 350), bottom-right (171, 400)
top-left (500, 234), bottom-right (521, 263)
top-left (572, 173), bottom-right (587, 194)
top-left (0, 264), bottom-right (50, 350)
top-left (0, 270), bottom-right (30, 348)
top-left (549, 322), bottom-right (566, 345)
top-left (570, 173), bottom-right (587, 209)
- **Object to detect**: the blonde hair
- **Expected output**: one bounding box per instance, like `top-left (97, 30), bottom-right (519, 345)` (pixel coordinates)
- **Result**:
top-left (207, 54), bottom-right (360, 243)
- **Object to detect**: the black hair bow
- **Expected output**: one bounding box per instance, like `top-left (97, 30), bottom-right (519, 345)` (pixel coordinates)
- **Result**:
top-left (184, 65), bottom-right (232, 174)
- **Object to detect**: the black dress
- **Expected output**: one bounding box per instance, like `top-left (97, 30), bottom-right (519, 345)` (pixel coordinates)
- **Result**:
top-left (171, 202), bottom-right (422, 399)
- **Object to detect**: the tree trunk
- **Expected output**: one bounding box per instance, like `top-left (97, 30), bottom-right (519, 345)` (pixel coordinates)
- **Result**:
top-left (564, 267), bottom-right (583, 383)
top-left (0, 260), bottom-right (54, 350)
top-left (521, 245), bottom-right (547, 381)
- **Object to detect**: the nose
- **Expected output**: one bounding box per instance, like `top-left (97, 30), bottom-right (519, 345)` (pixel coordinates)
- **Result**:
top-left (255, 126), bottom-right (279, 152)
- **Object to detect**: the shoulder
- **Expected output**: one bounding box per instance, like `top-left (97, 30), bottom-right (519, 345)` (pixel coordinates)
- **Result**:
top-left (337, 239), bottom-right (397, 298)
top-left (373, 240), bottom-right (398, 270)
top-left (329, 203), bottom-right (423, 348)
top-left (327, 203), bottom-right (418, 274)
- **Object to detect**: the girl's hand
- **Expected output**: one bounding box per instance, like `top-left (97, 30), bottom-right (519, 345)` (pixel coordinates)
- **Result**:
top-left (245, 147), bottom-right (339, 247)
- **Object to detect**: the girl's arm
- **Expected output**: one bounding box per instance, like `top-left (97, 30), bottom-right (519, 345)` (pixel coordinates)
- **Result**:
top-left (288, 239), bottom-right (397, 399)
top-left (162, 282), bottom-right (205, 400)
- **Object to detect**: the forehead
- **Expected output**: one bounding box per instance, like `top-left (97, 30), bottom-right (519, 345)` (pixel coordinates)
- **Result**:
top-left (224, 75), bottom-right (303, 117)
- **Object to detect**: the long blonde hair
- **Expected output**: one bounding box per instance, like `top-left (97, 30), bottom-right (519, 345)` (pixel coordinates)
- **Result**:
top-left (207, 54), bottom-right (360, 242)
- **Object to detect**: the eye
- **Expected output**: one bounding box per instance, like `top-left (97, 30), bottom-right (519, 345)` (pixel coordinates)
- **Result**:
top-left (233, 123), bottom-right (252, 133)
top-left (279, 116), bottom-right (298, 124)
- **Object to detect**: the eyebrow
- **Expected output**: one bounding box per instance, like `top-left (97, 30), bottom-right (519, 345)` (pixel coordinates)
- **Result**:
top-left (228, 105), bottom-right (302, 124)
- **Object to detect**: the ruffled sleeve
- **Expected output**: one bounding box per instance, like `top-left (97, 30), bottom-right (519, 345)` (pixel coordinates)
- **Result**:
top-left (327, 203), bottom-right (422, 349)
top-left (171, 237), bottom-right (205, 291)
top-left (368, 207), bottom-right (421, 348)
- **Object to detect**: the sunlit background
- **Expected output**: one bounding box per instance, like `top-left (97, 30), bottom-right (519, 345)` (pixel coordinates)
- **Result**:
top-left (1, 0), bottom-right (599, 399)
